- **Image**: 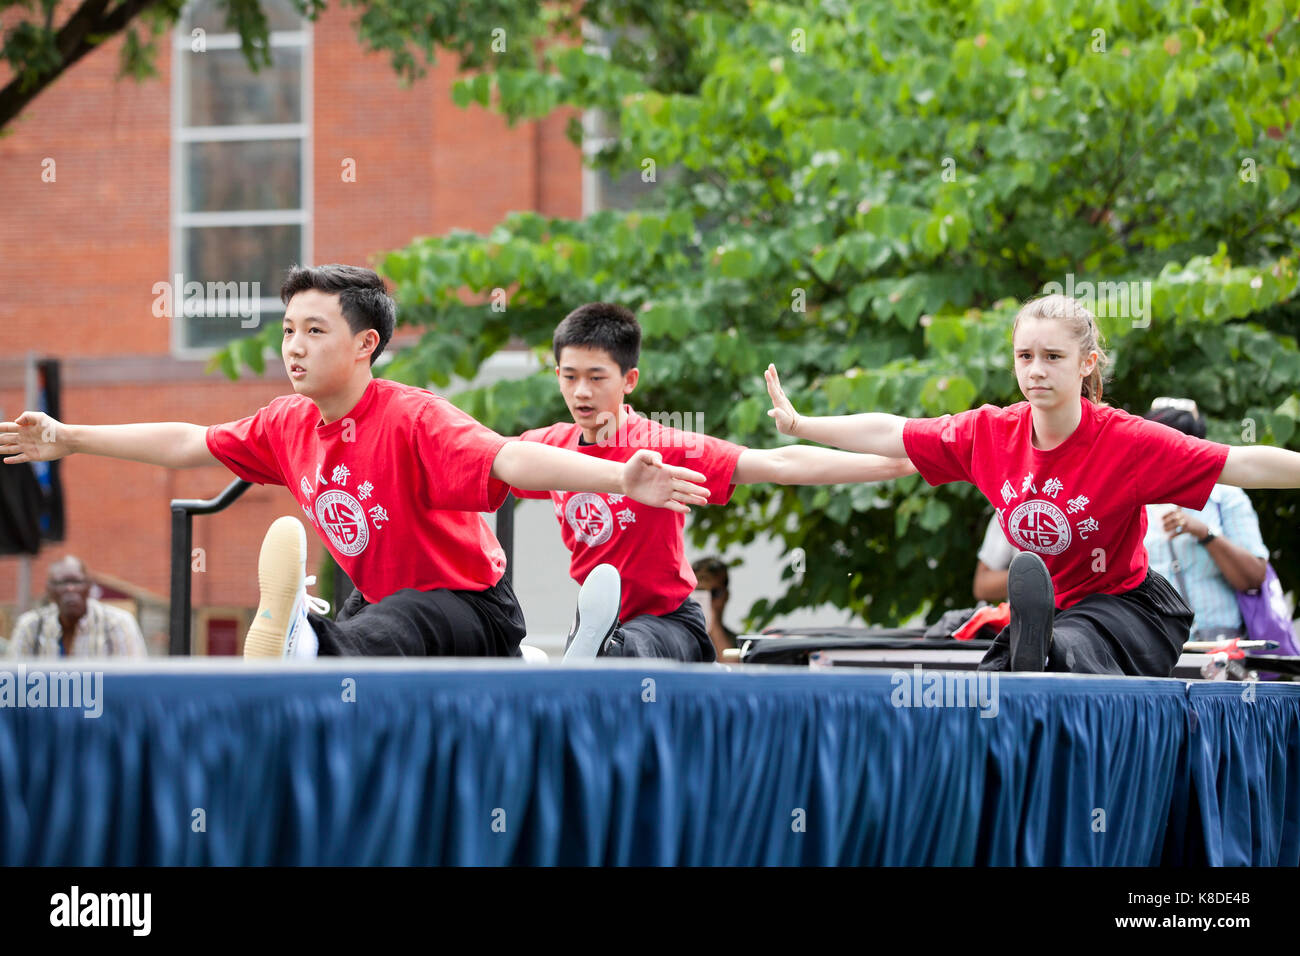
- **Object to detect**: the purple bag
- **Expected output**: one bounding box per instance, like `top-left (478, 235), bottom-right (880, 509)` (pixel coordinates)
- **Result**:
top-left (1209, 500), bottom-right (1299, 657)
top-left (1235, 562), bottom-right (1300, 657)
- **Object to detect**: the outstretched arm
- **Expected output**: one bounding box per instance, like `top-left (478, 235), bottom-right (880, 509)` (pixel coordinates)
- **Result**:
top-left (491, 440), bottom-right (709, 514)
top-left (0, 411), bottom-right (217, 469)
top-left (764, 365), bottom-right (909, 457)
top-left (732, 445), bottom-right (917, 485)
top-left (1219, 445), bottom-right (1300, 489)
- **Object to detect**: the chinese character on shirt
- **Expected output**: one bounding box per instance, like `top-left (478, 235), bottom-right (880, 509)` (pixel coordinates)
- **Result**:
top-left (1076, 517), bottom-right (1100, 539)
top-left (357, 480), bottom-right (374, 501)
top-left (616, 508), bottom-right (636, 529)
top-left (607, 493), bottom-right (625, 504)
top-left (1022, 474), bottom-right (1037, 495)
top-left (369, 505), bottom-right (389, 528)
top-left (1043, 477), bottom-right (1063, 498)
top-left (1001, 481), bottom-right (1017, 505)
top-left (1067, 495), bottom-right (1090, 515)
top-left (331, 464), bottom-right (351, 485)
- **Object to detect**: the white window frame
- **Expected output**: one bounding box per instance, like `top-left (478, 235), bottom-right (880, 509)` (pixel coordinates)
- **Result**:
top-left (581, 108), bottom-right (613, 217)
top-left (170, 10), bottom-right (313, 358)
top-left (578, 23), bottom-right (677, 216)
top-left (580, 23), bottom-right (614, 216)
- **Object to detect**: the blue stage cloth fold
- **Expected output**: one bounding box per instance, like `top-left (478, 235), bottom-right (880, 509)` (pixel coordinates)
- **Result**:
top-left (0, 665), bottom-right (1296, 866)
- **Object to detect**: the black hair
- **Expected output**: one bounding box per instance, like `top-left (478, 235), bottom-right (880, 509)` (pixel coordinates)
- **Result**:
top-left (692, 557), bottom-right (729, 583)
top-left (552, 302), bottom-right (641, 374)
top-left (691, 557), bottom-right (730, 598)
top-left (1143, 406), bottom-right (1206, 439)
top-left (280, 264), bottom-right (396, 365)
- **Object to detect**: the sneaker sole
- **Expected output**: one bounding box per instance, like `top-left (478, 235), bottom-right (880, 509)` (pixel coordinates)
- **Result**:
top-left (563, 564), bottom-right (621, 661)
top-left (1008, 551), bottom-right (1054, 672)
top-left (244, 516), bottom-right (307, 658)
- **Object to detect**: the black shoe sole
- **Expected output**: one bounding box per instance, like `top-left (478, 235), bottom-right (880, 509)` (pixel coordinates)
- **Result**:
top-left (1008, 551), bottom-right (1054, 672)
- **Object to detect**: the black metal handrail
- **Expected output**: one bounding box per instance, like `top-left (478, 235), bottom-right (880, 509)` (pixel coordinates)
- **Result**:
top-left (168, 481), bottom-right (518, 655)
top-left (169, 479), bottom-right (251, 655)
top-left (498, 492), bottom-right (515, 589)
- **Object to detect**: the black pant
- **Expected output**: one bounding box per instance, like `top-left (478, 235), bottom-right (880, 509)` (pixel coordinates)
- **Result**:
top-left (978, 570), bottom-right (1194, 676)
top-left (602, 597), bottom-right (715, 662)
top-left (309, 578), bottom-right (527, 657)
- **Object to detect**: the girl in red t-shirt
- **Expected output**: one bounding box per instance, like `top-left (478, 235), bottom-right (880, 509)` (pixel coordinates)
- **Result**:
top-left (764, 294), bottom-right (1300, 675)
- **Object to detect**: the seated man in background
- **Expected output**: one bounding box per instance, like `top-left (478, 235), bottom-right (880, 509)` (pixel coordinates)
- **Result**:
top-left (972, 514), bottom-right (1019, 603)
top-left (1142, 399), bottom-right (1269, 641)
top-left (9, 556), bottom-right (147, 657)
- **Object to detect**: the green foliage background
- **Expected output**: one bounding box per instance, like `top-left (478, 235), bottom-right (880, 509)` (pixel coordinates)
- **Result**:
top-left (222, 0), bottom-right (1300, 627)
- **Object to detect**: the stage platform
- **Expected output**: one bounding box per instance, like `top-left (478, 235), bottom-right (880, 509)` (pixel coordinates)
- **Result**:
top-left (1, 660), bottom-right (1296, 866)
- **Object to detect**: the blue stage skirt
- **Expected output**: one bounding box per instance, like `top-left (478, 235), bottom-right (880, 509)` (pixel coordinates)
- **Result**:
top-left (0, 662), bottom-right (1295, 865)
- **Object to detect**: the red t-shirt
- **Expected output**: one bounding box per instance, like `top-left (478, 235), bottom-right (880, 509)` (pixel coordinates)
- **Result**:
top-left (513, 407), bottom-right (746, 620)
top-left (903, 397), bottom-right (1230, 609)
top-left (206, 378), bottom-right (510, 603)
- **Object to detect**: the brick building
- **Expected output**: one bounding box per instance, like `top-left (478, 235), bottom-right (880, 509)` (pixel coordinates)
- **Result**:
top-left (0, 0), bottom-right (583, 653)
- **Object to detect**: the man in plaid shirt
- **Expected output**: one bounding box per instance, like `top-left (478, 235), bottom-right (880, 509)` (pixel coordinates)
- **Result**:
top-left (1141, 402), bottom-right (1271, 640)
top-left (8, 556), bottom-right (147, 657)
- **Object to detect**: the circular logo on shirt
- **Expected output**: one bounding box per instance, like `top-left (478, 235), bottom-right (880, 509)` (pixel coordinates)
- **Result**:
top-left (1007, 500), bottom-right (1071, 555)
top-left (315, 489), bottom-right (370, 556)
top-left (564, 493), bottom-right (614, 547)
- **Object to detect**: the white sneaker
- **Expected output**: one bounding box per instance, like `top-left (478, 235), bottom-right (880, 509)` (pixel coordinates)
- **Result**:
top-left (244, 516), bottom-right (331, 659)
top-left (563, 564), bottom-right (621, 661)
top-left (519, 644), bottom-right (549, 664)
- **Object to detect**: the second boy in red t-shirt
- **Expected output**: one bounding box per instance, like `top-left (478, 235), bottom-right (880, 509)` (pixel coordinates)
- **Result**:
top-left (514, 303), bottom-right (916, 661)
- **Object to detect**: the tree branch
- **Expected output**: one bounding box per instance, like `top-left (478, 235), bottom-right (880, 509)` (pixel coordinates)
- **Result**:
top-left (0, 0), bottom-right (168, 129)
top-left (1236, 194), bottom-right (1300, 243)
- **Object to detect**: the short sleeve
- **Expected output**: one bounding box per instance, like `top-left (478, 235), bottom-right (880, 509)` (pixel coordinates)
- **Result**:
top-left (977, 516), bottom-right (1016, 569)
top-left (902, 409), bottom-right (982, 487)
top-left (1213, 487), bottom-right (1270, 560)
top-left (8, 612), bottom-right (38, 657)
top-left (207, 407), bottom-right (287, 486)
top-left (676, 432), bottom-right (746, 506)
top-left (104, 606), bottom-right (147, 657)
top-left (1128, 418), bottom-right (1230, 510)
top-left (414, 399), bottom-right (511, 512)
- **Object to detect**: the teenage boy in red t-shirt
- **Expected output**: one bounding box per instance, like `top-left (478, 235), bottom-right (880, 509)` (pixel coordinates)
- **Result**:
top-left (513, 302), bottom-right (917, 661)
top-left (0, 266), bottom-right (711, 658)
top-left (764, 294), bottom-right (1300, 676)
